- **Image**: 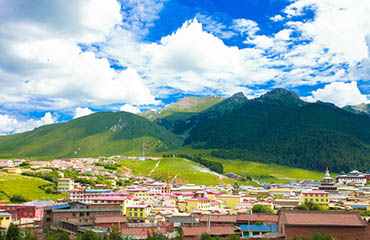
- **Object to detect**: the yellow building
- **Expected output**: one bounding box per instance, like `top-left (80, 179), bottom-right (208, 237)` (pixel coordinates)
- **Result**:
top-left (301, 191), bottom-right (329, 206)
top-left (2, 168), bottom-right (22, 174)
top-left (206, 191), bottom-right (224, 200)
top-left (0, 212), bottom-right (11, 229)
top-left (178, 201), bottom-right (187, 212)
top-left (216, 195), bottom-right (241, 209)
top-left (186, 198), bottom-right (211, 212)
top-left (91, 197), bottom-right (138, 215)
top-left (126, 205), bottom-right (152, 223)
top-left (128, 189), bottom-right (155, 201)
top-left (57, 178), bottom-right (74, 191)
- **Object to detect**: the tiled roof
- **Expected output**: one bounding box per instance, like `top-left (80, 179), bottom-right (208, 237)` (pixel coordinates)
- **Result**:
top-left (237, 213), bottom-right (278, 222)
top-left (182, 226), bottom-right (235, 236)
top-left (95, 216), bottom-right (127, 224)
top-left (121, 227), bottom-right (162, 236)
top-left (199, 215), bottom-right (237, 223)
top-left (281, 211), bottom-right (366, 227)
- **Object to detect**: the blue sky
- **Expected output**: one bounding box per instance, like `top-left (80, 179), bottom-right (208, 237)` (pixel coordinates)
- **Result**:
top-left (0, 0), bottom-right (369, 134)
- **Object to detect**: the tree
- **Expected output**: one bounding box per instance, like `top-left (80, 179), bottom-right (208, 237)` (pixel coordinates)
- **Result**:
top-left (23, 229), bottom-right (38, 240)
top-left (9, 194), bottom-right (29, 203)
top-left (108, 227), bottom-right (122, 240)
top-left (176, 227), bottom-right (183, 240)
top-left (57, 231), bottom-right (70, 240)
top-left (6, 224), bottom-right (20, 240)
top-left (297, 201), bottom-right (323, 211)
top-left (251, 204), bottom-right (273, 214)
top-left (227, 235), bottom-right (240, 240)
top-left (80, 231), bottom-right (98, 240)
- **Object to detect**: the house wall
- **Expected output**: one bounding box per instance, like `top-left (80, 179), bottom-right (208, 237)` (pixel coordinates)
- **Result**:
top-left (283, 225), bottom-right (370, 240)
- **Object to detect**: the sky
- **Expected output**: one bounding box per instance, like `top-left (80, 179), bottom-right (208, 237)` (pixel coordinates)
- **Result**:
top-left (0, 0), bottom-right (369, 134)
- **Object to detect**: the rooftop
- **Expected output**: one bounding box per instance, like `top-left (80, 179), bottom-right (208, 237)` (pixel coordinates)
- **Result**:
top-left (280, 211), bottom-right (366, 227)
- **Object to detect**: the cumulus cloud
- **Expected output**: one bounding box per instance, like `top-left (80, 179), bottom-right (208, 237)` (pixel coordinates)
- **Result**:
top-left (73, 107), bottom-right (94, 119)
top-left (0, 0), bottom-right (156, 112)
top-left (0, 112), bottom-right (56, 135)
top-left (120, 104), bottom-right (141, 114)
top-left (305, 82), bottom-right (369, 107)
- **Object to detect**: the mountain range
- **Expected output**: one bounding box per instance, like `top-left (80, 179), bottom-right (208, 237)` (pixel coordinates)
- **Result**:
top-left (1, 89), bottom-right (370, 172)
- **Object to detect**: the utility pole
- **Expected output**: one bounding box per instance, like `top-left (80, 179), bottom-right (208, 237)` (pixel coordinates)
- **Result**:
top-left (142, 143), bottom-right (145, 160)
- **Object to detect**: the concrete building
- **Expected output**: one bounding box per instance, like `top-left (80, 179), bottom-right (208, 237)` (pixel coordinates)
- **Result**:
top-left (301, 190), bottom-right (329, 206)
top-left (0, 212), bottom-right (11, 230)
top-left (336, 170), bottom-right (367, 186)
top-left (57, 178), bottom-right (74, 191)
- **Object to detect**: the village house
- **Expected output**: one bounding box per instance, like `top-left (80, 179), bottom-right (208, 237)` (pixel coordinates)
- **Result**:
top-left (0, 160), bottom-right (14, 168)
top-left (300, 190), bottom-right (329, 206)
top-left (278, 210), bottom-right (370, 240)
top-left (57, 178), bottom-right (75, 191)
top-left (0, 212), bottom-right (11, 230)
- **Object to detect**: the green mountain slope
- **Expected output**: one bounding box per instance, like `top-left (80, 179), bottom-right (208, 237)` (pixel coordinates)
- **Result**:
top-left (183, 89), bottom-right (370, 172)
top-left (155, 92), bottom-right (247, 137)
top-left (0, 112), bottom-right (182, 159)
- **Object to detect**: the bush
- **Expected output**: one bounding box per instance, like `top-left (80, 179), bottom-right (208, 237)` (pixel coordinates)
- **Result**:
top-left (9, 194), bottom-right (29, 203)
top-left (251, 204), bottom-right (273, 213)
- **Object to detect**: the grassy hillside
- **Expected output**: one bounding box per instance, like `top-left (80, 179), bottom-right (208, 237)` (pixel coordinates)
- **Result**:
top-left (140, 96), bottom-right (224, 121)
top-left (0, 111), bottom-right (182, 159)
top-left (120, 157), bottom-right (236, 186)
top-left (0, 172), bottom-right (63, 201)
top-left (155, 93), bottom-right (246, 137)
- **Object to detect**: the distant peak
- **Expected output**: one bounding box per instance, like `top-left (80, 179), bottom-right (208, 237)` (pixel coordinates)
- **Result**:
top-left (261, 88), bottom-right (300, 99)
top-left (230, 92), bottom-right (246, 99)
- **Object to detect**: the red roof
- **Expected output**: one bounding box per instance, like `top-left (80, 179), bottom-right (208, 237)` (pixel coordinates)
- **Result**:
top-left (182, 226), bottom-right (235, 236)
top-left (200, 215), bottom-right (237, 223)
top-left (280, 211), bottom-right (366, 227)
top-left (237, 213), bottom-right (278, 223)
top-left (121, 227), bottom-right (158, 237)
top-left (95, 216), bottom-right (127, 224)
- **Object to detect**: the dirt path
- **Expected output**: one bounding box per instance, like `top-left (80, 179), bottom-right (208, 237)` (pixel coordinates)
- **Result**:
top-left (121, 165), bottom-right (132, 175)
top-left (148, 160), bottom-right (161, 176)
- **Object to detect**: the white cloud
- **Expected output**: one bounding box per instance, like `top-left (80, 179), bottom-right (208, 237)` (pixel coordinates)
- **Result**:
top-left (270, 14), bottom-right (284, 22)
top-left (231, 19), bottom-right (260, 35)
top-left (73, 107), bottom-right (94, 119)
top-left (305, 82), bottom-right (369, 107)
top-left (0, 0), bottom-right (157, 112)
top-left (120, 104), bottom-right (141, 114)
top-left (0, 112), bottom-right (56, 135)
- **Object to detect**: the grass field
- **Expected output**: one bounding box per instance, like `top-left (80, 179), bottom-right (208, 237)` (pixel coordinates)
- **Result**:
top-left (120, 158), bottom-right (240, 186)
top-left (207, 157), bottom-right (324, 182)
top-left (0, 172), bottom-right (64, 202)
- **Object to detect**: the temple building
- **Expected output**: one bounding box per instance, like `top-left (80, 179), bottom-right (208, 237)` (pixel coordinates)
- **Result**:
top-left (318, 168), bottom-right (338, 193)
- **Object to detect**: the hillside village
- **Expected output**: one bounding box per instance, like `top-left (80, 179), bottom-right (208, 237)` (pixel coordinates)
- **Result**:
top-left (0, 157), bottom-right (370, 239)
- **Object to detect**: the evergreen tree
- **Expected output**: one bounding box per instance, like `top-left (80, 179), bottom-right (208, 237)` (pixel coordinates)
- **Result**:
top-left (108, 227), bottom-right (122, 240)
top-left (6, 224), bottom-right (20, 240)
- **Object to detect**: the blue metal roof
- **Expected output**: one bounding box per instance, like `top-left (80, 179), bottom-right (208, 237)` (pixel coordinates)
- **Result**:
top-left (51, 203), bottom-right (70, 209)
top-left (25, 201), bottom-right (55, 206)
top-left (84, 189), bottom-right (111, 193)
top-left (0, 212), bottom-right (11, 216)
top-left (351, 206), bottom-right (367, 209)
top-left (240, 225), bottom-right (278, 232)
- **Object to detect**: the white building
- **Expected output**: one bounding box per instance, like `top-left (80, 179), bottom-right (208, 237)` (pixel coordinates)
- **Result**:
top-left (336, 170), bottom-right (367, 186)
top-left (0, 160), bottom-right (14, 167)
